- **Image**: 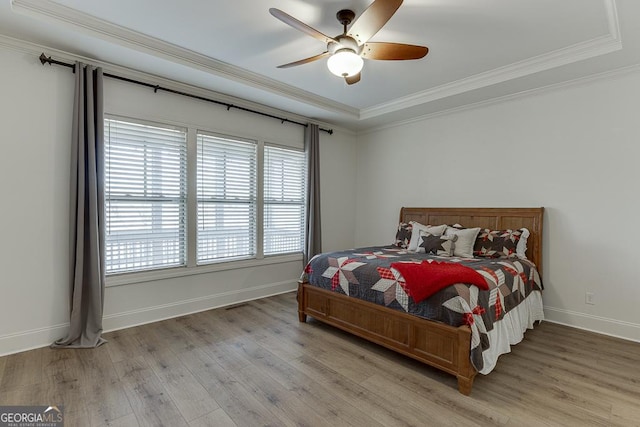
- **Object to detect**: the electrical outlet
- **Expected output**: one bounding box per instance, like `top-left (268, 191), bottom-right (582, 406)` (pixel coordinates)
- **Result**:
top-left (585, 292), bottom-right (595, 305)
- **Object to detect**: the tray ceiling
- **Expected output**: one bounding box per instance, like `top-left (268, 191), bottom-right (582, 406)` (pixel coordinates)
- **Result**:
top-left (1, 0), bottom-right (639, 131)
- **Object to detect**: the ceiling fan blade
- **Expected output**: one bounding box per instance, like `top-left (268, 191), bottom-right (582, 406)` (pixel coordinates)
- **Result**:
top-left (347, 0), bottom-right (403, 45)
top-left (345, 72), bottom-right (361, 85)
top-left (277, 52), bottom-right (330, 69)
top-left (270, 8), bottom-right (336, 44)
top-left (362, 42), bottom-right (428, 60)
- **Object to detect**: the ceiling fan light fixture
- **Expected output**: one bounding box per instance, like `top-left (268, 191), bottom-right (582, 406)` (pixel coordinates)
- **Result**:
top-left (327, 49), bottom-right (363, 78)
top-left (271, 1), bottom-right (429, 85)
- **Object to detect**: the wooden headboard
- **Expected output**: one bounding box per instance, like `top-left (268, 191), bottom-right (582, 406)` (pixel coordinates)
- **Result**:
top-left (400, 207), bottom-right (544, 274)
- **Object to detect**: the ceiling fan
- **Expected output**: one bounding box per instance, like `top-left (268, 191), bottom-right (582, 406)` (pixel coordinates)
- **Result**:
top-left (269, 0), bottom-right (428, 85)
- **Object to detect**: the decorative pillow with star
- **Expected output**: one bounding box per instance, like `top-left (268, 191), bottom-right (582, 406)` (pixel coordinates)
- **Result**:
top-left (407, 222), bottom-right (447, 252)
top-left (417, 231), bottom-right (457, 256)
top-left (394, 222), bottom-right (413, 248)
top-left (473, 228), bottom-right (526, 258)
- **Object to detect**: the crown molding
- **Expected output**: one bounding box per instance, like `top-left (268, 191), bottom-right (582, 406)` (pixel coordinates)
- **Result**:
top-left (0, 33), bottom-right (356, 135)
top-left (0, 31), bottom-right (41, 54)
top-left (10, 0), bottom-right (359, 119)
top-left (360, 0), bottom-right (622, 120)
top-left (358, 60), bottom-right (640, 136)
top-left (9, 0), bottom-right (622, 127)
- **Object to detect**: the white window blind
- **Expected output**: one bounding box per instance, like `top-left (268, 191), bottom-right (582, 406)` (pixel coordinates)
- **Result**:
top-left (104, 118), bottom-right (187, 274)
top-left (264, 145), bottom-right (306, 255)
top-left (197, 133), bottom-right (257, 263)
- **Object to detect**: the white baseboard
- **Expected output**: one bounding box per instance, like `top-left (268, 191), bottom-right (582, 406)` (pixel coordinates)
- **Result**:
top-left (102, 280), bottom-right (297, 332)
top-left (0, 323), bottom-right (71, 358)
top-left (544, 306), bottom-right (640, 343)
top-left (4, 292), bottom-right (637, 357)
top-left (0, 280), bottom-right (297, 357)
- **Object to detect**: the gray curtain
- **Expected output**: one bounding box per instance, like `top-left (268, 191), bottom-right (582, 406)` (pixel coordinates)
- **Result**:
top-left (52, 63), bottom-right (106, 348)
top-left (304, 123), bottom-right (322, 265)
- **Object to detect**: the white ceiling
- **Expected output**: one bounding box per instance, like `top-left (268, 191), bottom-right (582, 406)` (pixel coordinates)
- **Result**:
top-left (1, 0), bottom-right (639, 131)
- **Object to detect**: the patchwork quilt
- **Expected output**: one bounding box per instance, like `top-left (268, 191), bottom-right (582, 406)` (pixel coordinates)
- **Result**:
top-left (301, 246), bottom-right (543, 372)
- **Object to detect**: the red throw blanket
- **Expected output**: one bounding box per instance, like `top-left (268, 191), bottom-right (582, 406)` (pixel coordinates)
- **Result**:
top-left (390, 261), bottom-right (489, 303)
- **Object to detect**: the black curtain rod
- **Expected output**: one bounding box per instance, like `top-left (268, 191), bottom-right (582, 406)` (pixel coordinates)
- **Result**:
top-left (39, 53), bottom-right (333, 135)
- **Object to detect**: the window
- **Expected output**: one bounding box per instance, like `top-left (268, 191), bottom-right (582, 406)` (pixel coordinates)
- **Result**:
top-left (264, 145), bottom-right (306, 255)
top-left (104, 117), bottom-right (307, 277)
top-left (197, 132), bottom-right (257, 263)
top-left (104, 118), bottom-right (187, 274)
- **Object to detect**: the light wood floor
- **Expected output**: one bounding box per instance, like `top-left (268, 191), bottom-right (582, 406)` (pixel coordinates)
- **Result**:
top-left (1, 292), bottom-right (639, 427)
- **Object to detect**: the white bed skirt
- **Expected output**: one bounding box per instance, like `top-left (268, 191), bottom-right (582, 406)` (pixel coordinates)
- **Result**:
top-left (479, 290), bottom-right (545, 375)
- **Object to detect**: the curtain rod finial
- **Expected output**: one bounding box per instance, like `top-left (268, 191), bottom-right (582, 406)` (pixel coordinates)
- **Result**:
top-left (39, 53), bottom-right (52, 66)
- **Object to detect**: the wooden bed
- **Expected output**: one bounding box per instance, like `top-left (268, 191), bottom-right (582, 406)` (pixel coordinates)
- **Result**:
top-left (297, 207), bottom-right (544, 395)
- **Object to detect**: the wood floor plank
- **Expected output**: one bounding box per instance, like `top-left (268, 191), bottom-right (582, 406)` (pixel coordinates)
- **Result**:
top-left (76, 346), bottom-right (134, 427)
top-left (2, 292), bottom-right (640, 426)
top-left (610, 400), bottom-right (640, 427)
top-left (0, 356), bottom-right (5, 385)
top-left (478, 366), bottom-right (612, 426)
top-left (40, 365), bottom-right (90, 427)
top-left (219, 335), bottom-right (385, 427)
top-left (288, 354), bottom-right (429, 427)
top-left (143, 349), bottom-right (220, 422)
top-left (0, 348), bottom-right (42, 391)
top-left (255, 292), bottom-right (297, 315)
top-left (222, 303), bottom-right (306, 362)
top-left (509, 344), bottom-right (640, 418)
top-left (0, 383), bottom-right (45, 406)
top-left (132, 323), bottom-right (171, 356)
top-left (144, 318), bottom-right (204, 355)
top-left (189, 408), bottom-right (237, 427)
top-left (233, 362), bottom-right (334, 427)
top-left (536, 322), bottom-right (639, 358)
top-left (255, 318), bottom-right (381, 384)
top-left (360, 373), bottom-right (479, 426)
top-left (516, 339), bottom-right (640, 399)
top-left (176, 348), bottom-right (284, 427)
top-left (497, 349), bottom-right (614, 418)
top-left (173, 314), bottom-right (228, 349)
top-left (352, 344), bottom-right (510, 426)
top-left (94, 413), bottom-right (141, 427)
top-left (217, 307), bottom-right (272, 341)
top-left (503, 417), bottom-right (555, 427)
top-left (41, 346), bottom-right (81, 378)
top-left (173, 311), bottom-right (256, 374)
top-left (113, 356), bottom-right (188, 427)
top-left (105, 328), bottom-right (146, 364)
top-left (176, 309), bottom-right (271, 374)
top-left (248, 298), bottom-right (299, 330)
top-left (520, 331), bottom-right (640, 384)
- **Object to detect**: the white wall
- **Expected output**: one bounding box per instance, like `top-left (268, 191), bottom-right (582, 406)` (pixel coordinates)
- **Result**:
top-left (0, 45), bottom-right (357, 355)
top-left (355, 68), bottom-right (640, 342)
top-left (6, 34), bottom-right (637, 354)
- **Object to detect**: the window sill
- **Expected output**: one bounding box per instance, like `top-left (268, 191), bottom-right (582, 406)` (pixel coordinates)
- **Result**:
top-left (105, 253), bottom-right (303, 287)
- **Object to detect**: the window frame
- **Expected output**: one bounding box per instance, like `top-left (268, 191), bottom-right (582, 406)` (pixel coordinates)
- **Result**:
top-left (103, 115), bottom-right (306, 287)
top-left (263, 142), bottom-right (307, 257)
top-left (104, 116), bottom-right (188, 275)
top-left (195, 130), bottom-right (258, 265)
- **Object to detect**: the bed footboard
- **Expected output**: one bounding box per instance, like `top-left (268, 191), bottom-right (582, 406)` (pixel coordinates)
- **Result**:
top-left (297, 282), bottom-right (476, 395)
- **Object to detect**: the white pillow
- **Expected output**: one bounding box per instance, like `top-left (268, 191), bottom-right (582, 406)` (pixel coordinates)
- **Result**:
top-left (407, 222), bottom-right (447, 252)
top-left (445, 226), bottom-right (481, 258)
top-left (516, 227), bottom-right (530, 259)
